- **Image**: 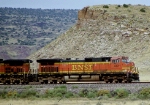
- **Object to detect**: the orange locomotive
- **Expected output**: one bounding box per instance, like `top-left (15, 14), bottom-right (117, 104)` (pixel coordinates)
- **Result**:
top-left (0, 59), bottom-right (32, 84)
top-left (0, 59), bottom-right (3, 75)
top-left (37, 56), bottom-right (139, 84)
top-left (0, 56), bottom-right (139, 84)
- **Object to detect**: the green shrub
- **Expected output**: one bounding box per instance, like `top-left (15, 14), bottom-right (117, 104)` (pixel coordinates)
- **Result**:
top-left (4, 86), bottom-right (8, 89)
top-left (64, 91), bottom-right (74, 98)
top-left (24, 85), bottom-right (32, 89)
top-left (7, 91), bottom-right (18, 98)
top-left (103, 5), bottom-right (109, 8)
top-left (0, 90), bottom-right (7, 99)
top-left (79, 89), bottom-right (97, 98)
top-left (118, 5), bottom-right (121, 7)
top-left (116, 5), bottom-right (121, 9)
top-left (19, 89), bottom-right (37, 98)
top-left (44, 87), bottom-right (67, 98)
top-left (59, 85), bottom-right (67, 89)
top-left (79, 89), bottom-right (89, 97)
top-left (97, 89), bottom-right (111, 98)
top-left (113, 89), bottom-right (130, 98)
top-left (72, 85), bottom-right (78, 89)
top-left (44, 89), bottom-right (54, 98)
top-left (87, 91), bottom-right (97, 98)
top-left (55, 92), bottom-right (63, 97)
top-left (140, 8), bottom-right (146, 12)
top-left (138, 88), bottom-right (150, 99)
top-left (54, 87), bottom-right (67, 95)
top-left (128, 93), bottom-right (138, 100)
top-left (44, 86), bottom-right (70, 98)
top-left (123, 4), bottom-right (129, 8)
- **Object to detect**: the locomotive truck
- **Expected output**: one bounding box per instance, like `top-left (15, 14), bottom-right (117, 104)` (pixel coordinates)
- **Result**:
top-left (0, 56), bottom-right (139, 84)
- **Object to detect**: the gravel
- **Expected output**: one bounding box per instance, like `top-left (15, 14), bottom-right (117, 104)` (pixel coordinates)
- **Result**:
top-left (0, 83), bottom-right (150, 94)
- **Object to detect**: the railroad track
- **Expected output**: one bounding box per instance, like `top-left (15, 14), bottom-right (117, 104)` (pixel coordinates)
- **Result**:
top-left (0, 81), bottom-right (150, 85)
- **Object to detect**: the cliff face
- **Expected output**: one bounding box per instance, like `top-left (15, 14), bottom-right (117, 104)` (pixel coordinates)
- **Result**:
top-left (28, 5), bottom-right (150, 81)
top-left (77, 6), bottom-right (107, 28)
top-left (78, 6), bottom-right (100, 19)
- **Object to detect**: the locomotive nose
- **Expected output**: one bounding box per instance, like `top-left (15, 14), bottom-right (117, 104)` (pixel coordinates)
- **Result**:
top-left (131, 62), bottom-right (135, 66)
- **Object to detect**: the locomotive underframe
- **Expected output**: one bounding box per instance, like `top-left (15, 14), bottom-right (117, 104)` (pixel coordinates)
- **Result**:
top-left (0, 74), bottom-right (31, 84)
top-left (0, 72), bottom-right (139, 84)
top-left (36, 72), bottom-right (139, 84)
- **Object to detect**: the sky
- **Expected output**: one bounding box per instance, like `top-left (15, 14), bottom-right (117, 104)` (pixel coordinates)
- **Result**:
top-left (0, 0), bottom-right (150, 9)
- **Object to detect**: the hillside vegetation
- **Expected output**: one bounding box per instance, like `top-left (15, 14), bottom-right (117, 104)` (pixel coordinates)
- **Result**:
top-left (0, 8), bottom-right (78, 59)
top-left (28, 4), bottom-right (150, 81)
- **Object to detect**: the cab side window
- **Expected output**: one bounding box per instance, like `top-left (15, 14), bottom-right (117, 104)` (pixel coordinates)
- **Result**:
top-left (112, 59), bottom-right (120, 63)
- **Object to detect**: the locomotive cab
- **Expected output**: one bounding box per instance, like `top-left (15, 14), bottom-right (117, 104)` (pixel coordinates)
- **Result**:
top-left (111, 56), bottom-right (133, 71)
top-left (111, 56), bottom-right (139, 82)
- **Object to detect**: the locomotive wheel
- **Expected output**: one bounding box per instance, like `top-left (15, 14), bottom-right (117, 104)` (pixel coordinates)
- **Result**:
top-left (114, 79), bottom-right (118, 83)
top-left (53, 80), bottom-right (57, 84)
top-left (5, 80), bottom-right (11, 84)
top-left (63, 81), bottom-right (66, 84)
top-left (123, 78), bottom-right (131, 83)
top-left (118, 79), bottom-right (122, 83)
top-left (104, 80), bottom-right (109, 83)
top-left (13, 80), bottom-right (20, 84)
top-left (128, 80), bottom-right (132, 83)
top-left (109, 80), bottom-right (113, 83)
top-left (7, 81), bottom-right (11, 84)
top-left (59, 82), bottom-right (62, 84)
top-left (21, 82), bottom-right (25, 84)
top-left (44, 80), bottom-right (48, 84)
top-left (124, 80), bottom-right (127, 83)
top-left (103, 77), bottom-right (108, 83)
top-left (16, 81), bottom-right (20, 84)
top-left (23, 82), bottom-right (29, 84)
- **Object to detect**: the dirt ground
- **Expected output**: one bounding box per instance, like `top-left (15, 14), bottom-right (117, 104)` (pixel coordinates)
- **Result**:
top-left (0, 98), bottom-right (150, 105)
top-left (139, 69), bottom-right (150, 82)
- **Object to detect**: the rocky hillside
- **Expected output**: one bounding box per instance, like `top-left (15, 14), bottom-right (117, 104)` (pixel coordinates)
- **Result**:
top-left (0, 8), bottom-right (78, 59)
top-left (28, 4), bottom-right (150, 81)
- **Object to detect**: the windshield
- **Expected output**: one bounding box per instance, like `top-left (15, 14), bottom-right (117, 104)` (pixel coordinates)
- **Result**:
top-left (122, 59), bottom-right (129, 63)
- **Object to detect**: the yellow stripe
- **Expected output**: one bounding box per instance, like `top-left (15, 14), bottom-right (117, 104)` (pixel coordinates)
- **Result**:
top-left (38, 70), bottom-right (131, 74)
top-left (39, 71), bottom-right (93, 74)
top-left (0, 72), bottom-right (4, 74)
top-left (122, 67), bottom-right (130, 69)
top-left (39, 70), bottom-right (129, 73)
top-left (55, 62), bottom-right (110, 64)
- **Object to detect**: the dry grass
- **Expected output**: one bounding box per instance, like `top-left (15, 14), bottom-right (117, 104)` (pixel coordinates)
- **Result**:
top-left (0, 98), bottom-right (150, 105)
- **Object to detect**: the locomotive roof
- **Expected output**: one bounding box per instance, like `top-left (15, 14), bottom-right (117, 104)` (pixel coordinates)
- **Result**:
top-left (37, 57), bottom-right (112, 63)
top-left (0, 59), bottom-right (3, 62)
top-left (62, 60), bottom-right (85, 62)
top-left (37, 59), bottom-right (63, 63)
top-left (85, 57), bottom-right (112, 62)
top-left (3, 59), bottom-right (33, 63)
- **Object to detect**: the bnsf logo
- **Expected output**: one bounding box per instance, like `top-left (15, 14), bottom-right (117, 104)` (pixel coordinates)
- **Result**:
top-left (72, 65), bottom-right (93, 71)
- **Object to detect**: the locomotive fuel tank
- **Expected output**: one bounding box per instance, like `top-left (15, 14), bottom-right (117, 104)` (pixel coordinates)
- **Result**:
top-left (64, 75), bottom-right (100, 82)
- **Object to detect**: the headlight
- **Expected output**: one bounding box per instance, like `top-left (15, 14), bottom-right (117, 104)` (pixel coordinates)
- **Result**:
top-left (123, 70), bottom-right (127, 72)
